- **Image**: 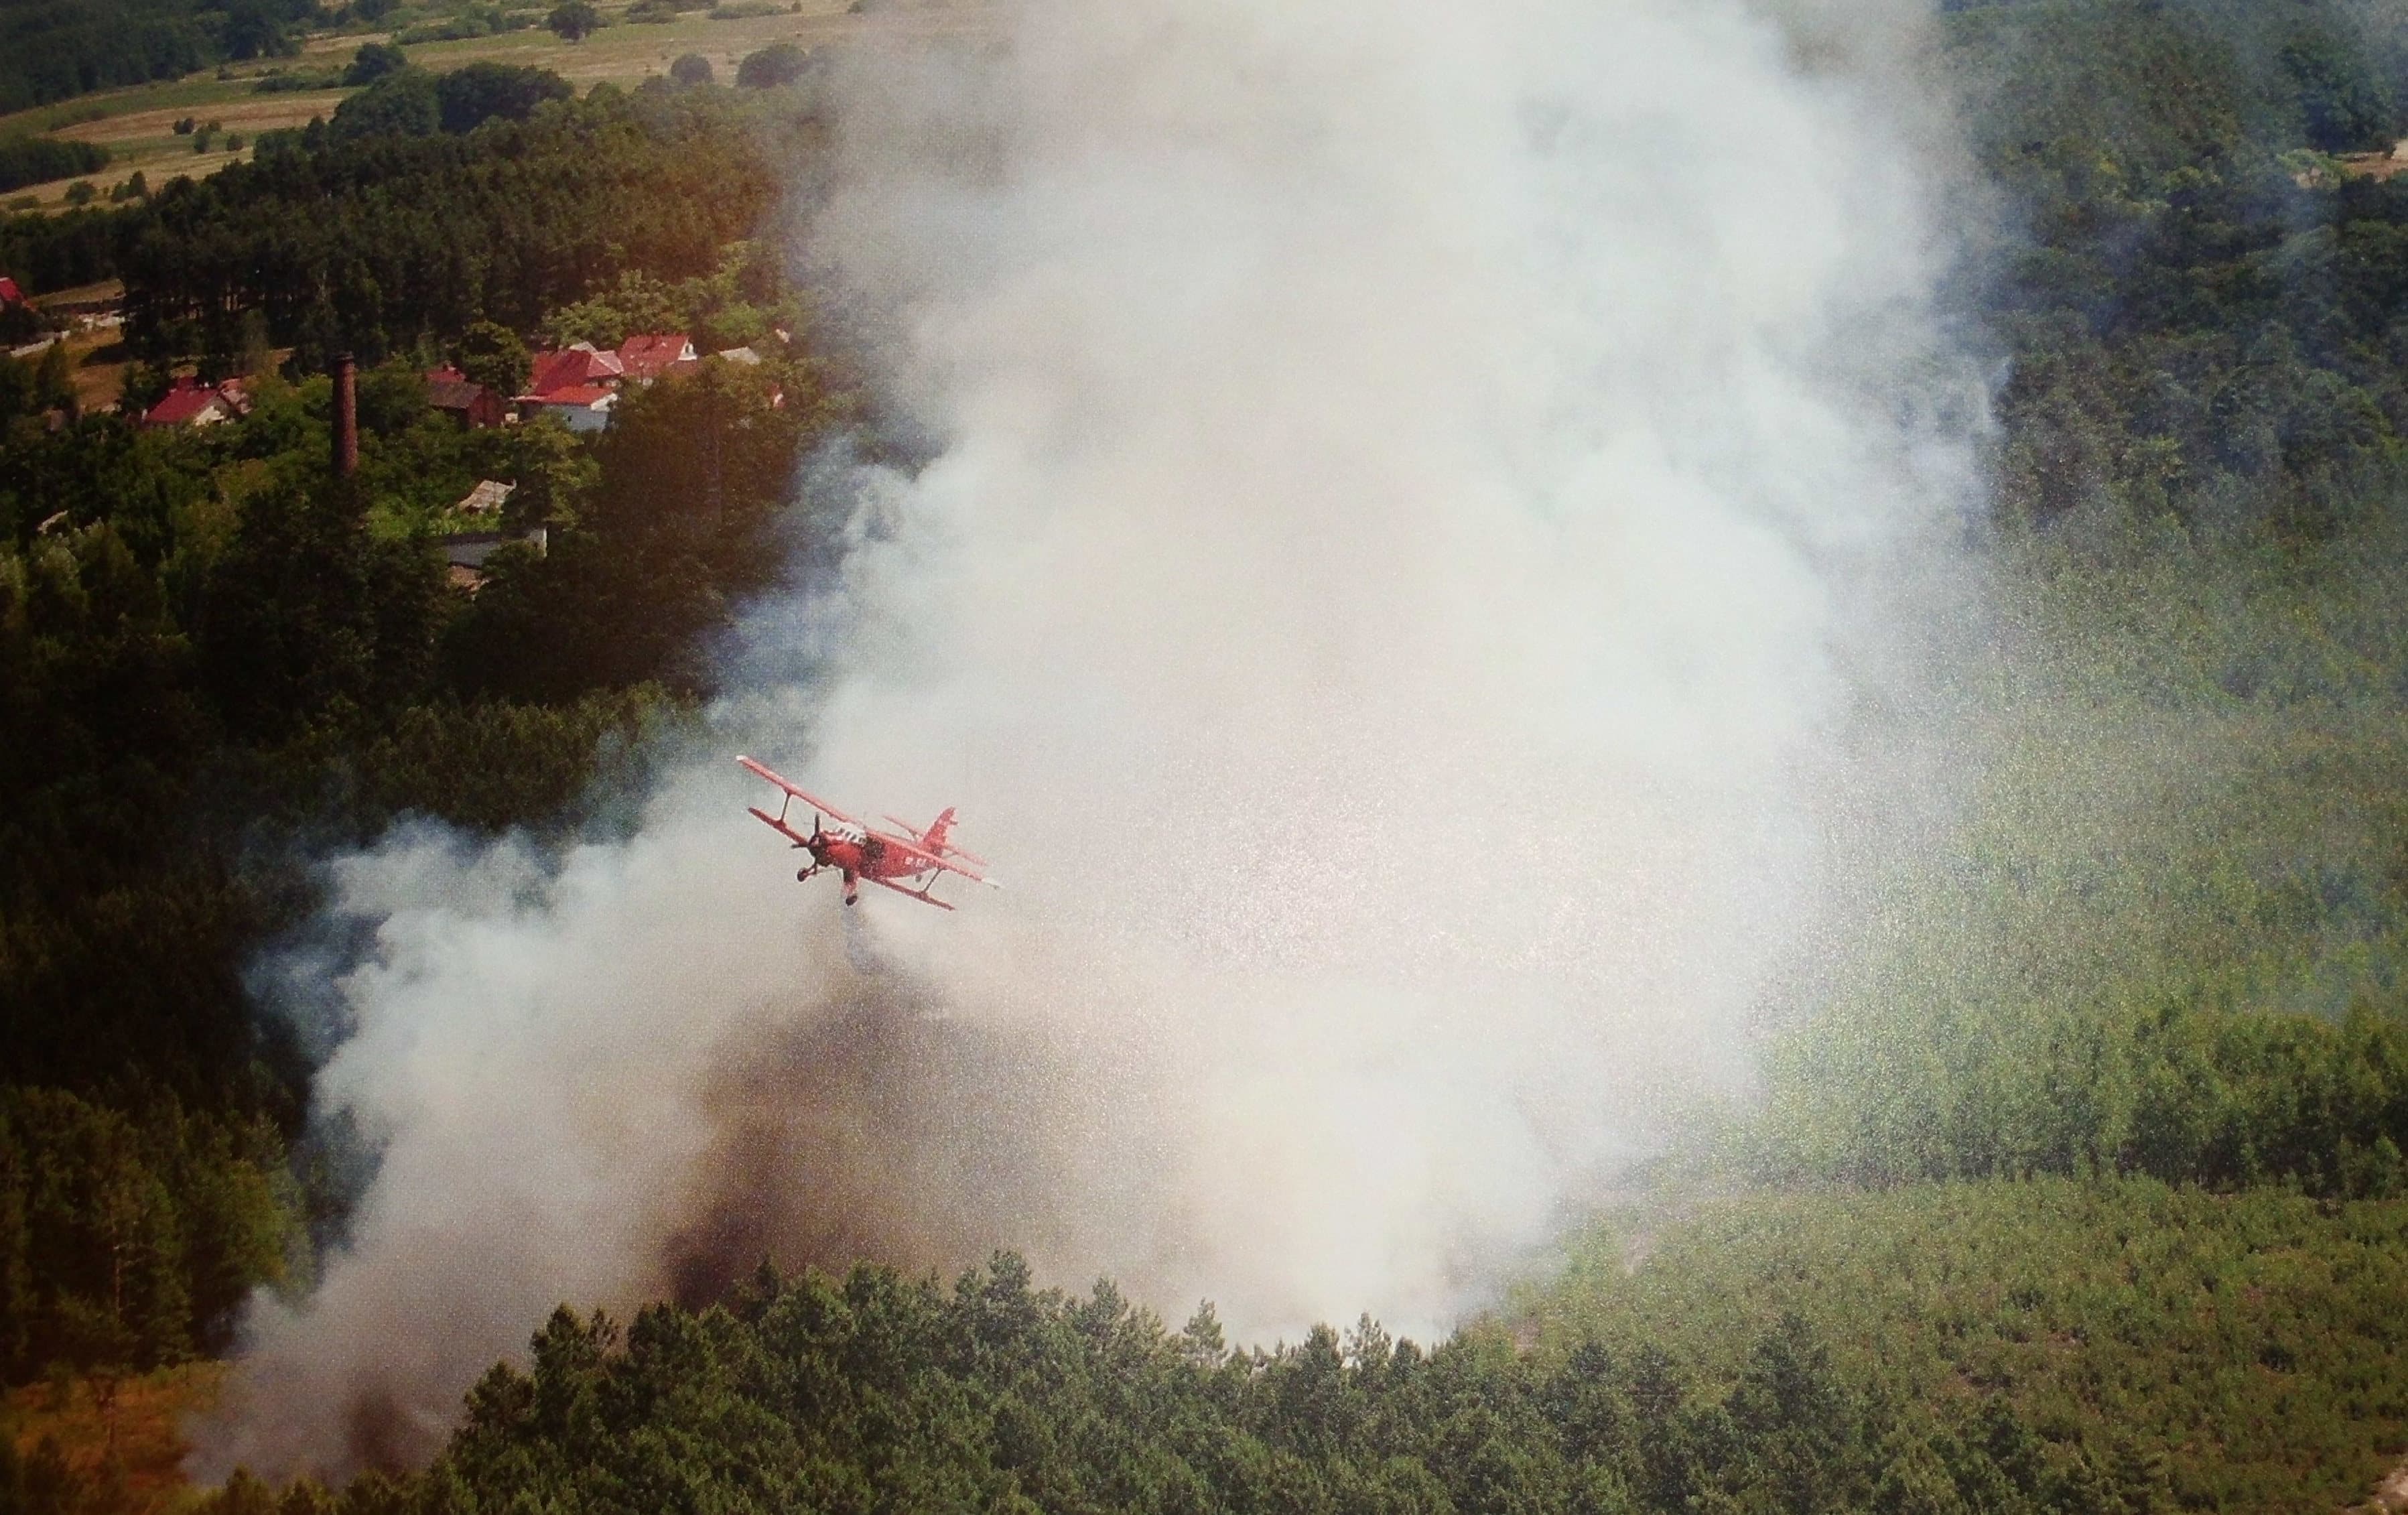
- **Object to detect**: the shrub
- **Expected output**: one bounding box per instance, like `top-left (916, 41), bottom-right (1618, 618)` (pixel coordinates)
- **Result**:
top-left (545, 0), bottom-right (598, 42)
top-left (733, 40), bottom-right (805, 87)
top-left (343, 42), bottom-right (409, 87)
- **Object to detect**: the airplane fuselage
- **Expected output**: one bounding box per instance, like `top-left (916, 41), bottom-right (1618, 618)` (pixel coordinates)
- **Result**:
top-left (798, 828), bottom-right (946, 903)
top-left (804, 830), bottom-right (927, 881)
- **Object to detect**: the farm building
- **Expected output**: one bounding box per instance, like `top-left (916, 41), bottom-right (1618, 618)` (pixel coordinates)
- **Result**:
top-left (142, 377), bottom-right (250, 429)
top-left (523, 383), bottom-right (616, 433)
top-left (453, 479), bottom-right (516, 517)
top-left (425, 368), bottom-right (507, 428)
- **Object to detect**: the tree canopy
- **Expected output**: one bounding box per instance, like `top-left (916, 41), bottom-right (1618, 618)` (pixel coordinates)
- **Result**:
top-left (544, 1), bottom-right (599, 44)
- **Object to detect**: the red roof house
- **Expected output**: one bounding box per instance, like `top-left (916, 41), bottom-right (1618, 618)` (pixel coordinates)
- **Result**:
top-left (425, 367), bottom-right (505, 428)
top-left (521, 383), bottom-right (617, 433)
top-left (520, 343), bottom-right (624, 401)
top-left (616, 332), bottom-right (696, 383)
top-left (142, 376), bottom-right (251, 429)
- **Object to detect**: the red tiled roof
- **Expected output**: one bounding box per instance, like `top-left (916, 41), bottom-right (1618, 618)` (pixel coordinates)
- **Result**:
top-left (143, 378), bottom-right (233, 427)
top-left (523, 351), bottom-right (582, 396)
top-left (533, 384), bottom-right (614, 407)
top-left (426, 365), bottom-right (468, 385)
top-left (523, 347), bottom-right (623, 399)
top-left (616, 332), bottom-right (694, 379)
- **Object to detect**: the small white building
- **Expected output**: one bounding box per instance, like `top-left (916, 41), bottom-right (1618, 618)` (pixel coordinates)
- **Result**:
top-left (525, 385), bottom-right (616, 434)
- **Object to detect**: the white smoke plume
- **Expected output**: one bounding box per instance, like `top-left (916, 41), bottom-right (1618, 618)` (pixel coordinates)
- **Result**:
top-left (200, 0), bottom-right (1984, 1477)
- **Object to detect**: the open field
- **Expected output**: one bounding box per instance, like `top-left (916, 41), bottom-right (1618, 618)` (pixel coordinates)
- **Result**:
top-left (23, 279), bottom-right (135, 408)
top-left (396, 0), bottom-right (992, 86)
top-left (0, 0), bottom-right (992, 212)
top-left (5, 145), bottom-right (255, 210)
top-left (52, 96), bottom-right (347, 151)
top-left (0, 72), bottom-right (316, 141)
top-left (0, 73), bottom-right (282, 206)
top-left (3, 1364), bottom-right (227, 1515)
top-left (8, 93), bottom-right (348, 206)
top-left (2341, 143), bottom-right (2408, 182)
top-left (63, 332), bottom-right (133, 412)
top-left (4, 329), bottom-right (138, 414)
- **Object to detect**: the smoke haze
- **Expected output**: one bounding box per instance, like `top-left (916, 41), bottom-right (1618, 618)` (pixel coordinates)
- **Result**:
top-left (202, 0), bottom-right (1985, 1476)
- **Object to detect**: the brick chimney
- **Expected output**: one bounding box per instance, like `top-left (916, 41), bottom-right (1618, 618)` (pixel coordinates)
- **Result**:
top-left (332, 351), bottom-right (359, 477)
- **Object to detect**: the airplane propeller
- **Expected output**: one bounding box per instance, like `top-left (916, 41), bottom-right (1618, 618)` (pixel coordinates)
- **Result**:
top-left (796, 812), bottom-right (829, 881)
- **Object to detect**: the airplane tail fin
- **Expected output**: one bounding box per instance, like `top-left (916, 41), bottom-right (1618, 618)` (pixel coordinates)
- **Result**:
top-left (919, 807), bottom-right (958, 854)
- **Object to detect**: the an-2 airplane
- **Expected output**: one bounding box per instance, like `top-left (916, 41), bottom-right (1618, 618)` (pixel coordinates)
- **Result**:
top-left (738, 756), bottom-right (998, 909)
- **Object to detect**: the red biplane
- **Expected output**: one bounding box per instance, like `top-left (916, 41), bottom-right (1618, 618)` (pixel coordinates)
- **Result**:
top-left (738, 756), bottom-right (998, 909)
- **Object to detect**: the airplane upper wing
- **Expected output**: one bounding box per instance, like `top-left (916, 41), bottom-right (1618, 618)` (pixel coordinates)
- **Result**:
top-left (736, 756), bottom-right (863, 830)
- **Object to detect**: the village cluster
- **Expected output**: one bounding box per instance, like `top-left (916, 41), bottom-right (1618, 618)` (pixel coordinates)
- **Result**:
top-left (135, 330), bottom-right (768, 436)
top-left (70, 324), bottom-right (780, 584)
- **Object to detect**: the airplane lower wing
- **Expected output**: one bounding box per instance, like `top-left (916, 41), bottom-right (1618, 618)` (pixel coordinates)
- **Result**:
top-left (865, 873), bottom-right (957, 910)
top-left (747, 807), bottom-right (813, 848)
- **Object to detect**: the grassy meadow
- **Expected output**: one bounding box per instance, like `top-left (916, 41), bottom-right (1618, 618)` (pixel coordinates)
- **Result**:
top-left (0, 0), bottom-right (990, 210)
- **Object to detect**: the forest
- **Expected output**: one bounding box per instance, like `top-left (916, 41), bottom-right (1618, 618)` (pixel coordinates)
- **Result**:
top-left (1, 0), bottom-right (315, 113)
top-left (0, 143), bottom-right (109, 200)
top-left (13, 0), bottom-right (2408, 1512)
top-left (0, 62), bottom-right (852, 1402)
top-left (63, 1182), bottom-right (2408, 1515)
